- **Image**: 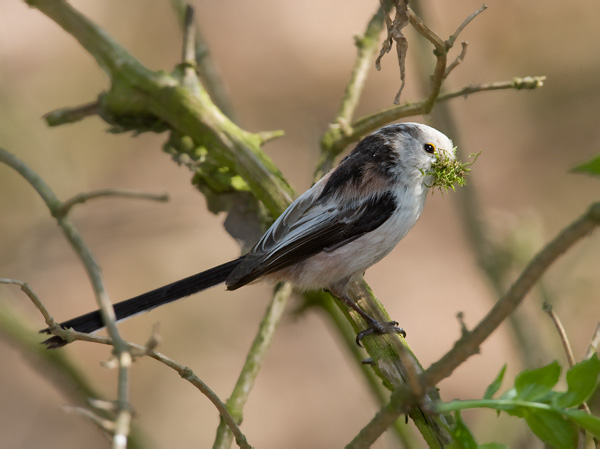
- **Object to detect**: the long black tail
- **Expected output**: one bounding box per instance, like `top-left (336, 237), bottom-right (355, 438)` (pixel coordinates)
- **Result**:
top-left (42, 257), bottom-right (243, 348)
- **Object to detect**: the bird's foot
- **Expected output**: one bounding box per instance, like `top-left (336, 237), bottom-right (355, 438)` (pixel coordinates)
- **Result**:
top-left (356, 320), bottom-right (406, 347)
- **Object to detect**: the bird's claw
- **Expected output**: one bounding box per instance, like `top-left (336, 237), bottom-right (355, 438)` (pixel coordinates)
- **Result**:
top-left (355, 320), bottom-right (406, 347)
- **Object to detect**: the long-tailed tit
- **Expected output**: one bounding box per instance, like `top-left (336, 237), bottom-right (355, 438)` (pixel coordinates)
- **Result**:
top-left (43, 122), bottom-right (455, 348)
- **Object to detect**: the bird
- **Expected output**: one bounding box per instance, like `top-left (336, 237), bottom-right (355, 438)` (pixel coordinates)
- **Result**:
top-left (42, 122), bottom-right (455, 348)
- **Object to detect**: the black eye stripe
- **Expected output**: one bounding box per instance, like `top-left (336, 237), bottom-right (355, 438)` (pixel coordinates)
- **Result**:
top-left (424, 143), bottom-right (435, 154)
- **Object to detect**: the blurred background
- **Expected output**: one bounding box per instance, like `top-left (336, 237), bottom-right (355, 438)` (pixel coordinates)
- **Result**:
top-left (0, 0), bottom-right (599, 448)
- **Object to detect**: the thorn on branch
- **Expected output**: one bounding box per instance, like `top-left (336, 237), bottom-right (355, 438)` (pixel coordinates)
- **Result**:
top-left (456, 311), bottom-right (471, 339)
top-left (63, 406), bottom-right (116, 432)
top-left (257, 129), bottom-right (285, 145)
top-left (44, 101), bottom-right (100, 127)
top-left (142, 323), bottom-right (162, 355)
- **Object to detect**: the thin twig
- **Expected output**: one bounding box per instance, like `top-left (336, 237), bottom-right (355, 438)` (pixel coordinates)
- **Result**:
top-left (64, 406), bottom-right (116, 432)
top-left (545, 307), bottom-right (598, 449)
top-left (585, 323), bottom-right (600, 360)
top-left (444, 41), bottom-right (468, 79)
top-left (329, 76), bottom-right (546, 155)
top-left (2, 278), bottom-right (252, 449)
top-left (0, 278), bottom-right (57, 328)
top-left (58, 189), bottom-right (169, 216)
top-left (0, 147), bottom-right (133, 448)
top-left (445, 4), bottom-right (488, 48)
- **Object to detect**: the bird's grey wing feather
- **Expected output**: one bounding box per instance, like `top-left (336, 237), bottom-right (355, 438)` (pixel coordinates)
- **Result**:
top-left (226, 191), bottom-right (397, 289)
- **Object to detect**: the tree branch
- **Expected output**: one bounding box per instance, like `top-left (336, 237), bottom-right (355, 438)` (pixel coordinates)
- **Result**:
top-left (422, 202), bottom-right (600, 390)
top-left (347, 202), bottom-right (600, 447)
top-left (26, 0), bottom-right (294, 218)
top-left (58, 189), bottom-right (169, 216)
top-left (316, 6), bottom-right (386, 179)
top-left (0, 147), bottom-right (133, 448)
top-left (326, 76), bottom-right (545, 156)
top-left (1, 277), bottom-right (252, 449)
top-left (213, 282), bottom-right (292, 448)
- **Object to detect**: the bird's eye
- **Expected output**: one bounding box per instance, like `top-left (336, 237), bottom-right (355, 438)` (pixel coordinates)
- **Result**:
top-left (423, 143), bottom-right (436, 154)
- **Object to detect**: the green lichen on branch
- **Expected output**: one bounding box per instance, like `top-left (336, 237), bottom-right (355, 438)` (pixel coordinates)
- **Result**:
top-left (426, 150), bottom-right (481, 193)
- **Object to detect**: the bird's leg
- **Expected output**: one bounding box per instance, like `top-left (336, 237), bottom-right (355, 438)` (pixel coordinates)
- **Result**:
top-left (328, 285), bottom-right (405, 346)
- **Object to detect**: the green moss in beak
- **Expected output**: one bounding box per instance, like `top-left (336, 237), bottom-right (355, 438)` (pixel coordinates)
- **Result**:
top-left (426, 149), bottom-right (481, 194)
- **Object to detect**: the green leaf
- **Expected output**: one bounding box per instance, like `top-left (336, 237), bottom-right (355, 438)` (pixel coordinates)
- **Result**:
top-left (449, 411), bottom-right (478, 449)
top-left (523, 409), bottom-right (577, 449)
top-left (571, 153), bottom-right (600, 177)
top-left (478, 444), bottom-right (508, 449)
top-left (515, 360), bottom-right (560, 401)
top-left (484, 364), bottom-right (507, 399)
top-left (553, 354), bottom-right (600, 408)
top-left (564, 409), bottom-right (600, 438)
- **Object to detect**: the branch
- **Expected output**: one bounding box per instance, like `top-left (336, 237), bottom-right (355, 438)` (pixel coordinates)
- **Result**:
top-left (348, 202), bottom-right (600, 448)
top-left (213, 282), bottom-right (292, 448)
top-left (543, 302), bottom-right (576, 367)
top-left (328, 76), bottom-right (546, 156)
top-left (445, 4), bottom-right (488, 48)
top-left (171, 0), bottom-right (238, 122)
top-left (339, 279), bottom-right (452, 448)
top-left (58, 189), bottom-right (169, 216)
top-left (0, 147), bottom-right (132, 447)
top-left (27, 0), bottom-right (294, 218)
top-left (422, 202), bottom-right (600, 390)
top-left (543, 303), bottom-right (592, 419)
top-left (316, 6), bottom-right (386, 179)
top-left (1, 277), bottom-right (252, 449)
top-left (346, 387), bottom-right (414, 449)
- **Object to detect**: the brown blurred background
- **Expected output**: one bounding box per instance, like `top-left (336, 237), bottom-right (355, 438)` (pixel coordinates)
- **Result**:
top-left (1, 1), bottom-right (599, 448)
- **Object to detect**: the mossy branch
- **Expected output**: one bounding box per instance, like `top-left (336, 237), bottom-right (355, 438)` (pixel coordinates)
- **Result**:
top-left (28, 0), bottom-right (294, 219)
